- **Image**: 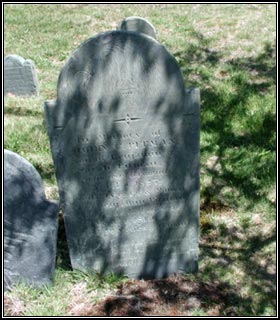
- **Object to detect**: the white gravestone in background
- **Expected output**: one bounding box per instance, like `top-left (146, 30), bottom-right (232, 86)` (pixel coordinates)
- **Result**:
top-left (4, 54), bottom-right (39, 96)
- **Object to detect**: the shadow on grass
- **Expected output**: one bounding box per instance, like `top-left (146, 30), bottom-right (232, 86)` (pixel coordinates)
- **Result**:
top-left (33, 162), bottom-right (56, 184)
top-left (4, 106), bottom-right (43, 117)
top-left (175, 30), bottom-right (276, 315)
top-left (175, 31), bottom-right (276, 211)
top-left (200, 224), bottom-right (276, 316)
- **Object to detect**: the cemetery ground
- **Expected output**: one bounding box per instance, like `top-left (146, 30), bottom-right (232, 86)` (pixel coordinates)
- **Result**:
top-left (3, 4), bottom-right (276, 317)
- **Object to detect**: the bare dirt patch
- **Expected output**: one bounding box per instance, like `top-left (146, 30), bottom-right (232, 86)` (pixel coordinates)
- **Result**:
top-left (67, 274), bottom-right (237, 317)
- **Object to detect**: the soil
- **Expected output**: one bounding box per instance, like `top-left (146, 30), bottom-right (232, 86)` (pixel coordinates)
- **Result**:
top-left (68, 273), bottom-right (236, 317)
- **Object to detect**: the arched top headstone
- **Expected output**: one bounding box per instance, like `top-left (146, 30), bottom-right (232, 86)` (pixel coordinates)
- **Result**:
top-left (4, 149), bottom-right (58, 290)
top-left (48, 30), bottom-right (185, 131)
top-left (45, 29), bottom-right (200, 279)
top-left (4, 54), bottom-right (39, 96)
top-left (5, 54), bottom-right (27, 67)
top-left (118, 16), bottom-right (157, 40)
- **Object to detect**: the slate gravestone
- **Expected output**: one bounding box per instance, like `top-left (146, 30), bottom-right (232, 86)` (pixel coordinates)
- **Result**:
top-left (4, 54), bottom-right (39, 96)
top-left (119, 16), bottom-right (157, 39)
top-left (45, 29), bottom-right (200, 279)
top-left (4, 150), bottom-right (58, 290)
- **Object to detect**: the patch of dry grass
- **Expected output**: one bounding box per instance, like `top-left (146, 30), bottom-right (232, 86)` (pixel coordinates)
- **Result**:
top-left (67, 282), bottom-right (117, 316)
top-left (4, 294), bottom-right (25, 317)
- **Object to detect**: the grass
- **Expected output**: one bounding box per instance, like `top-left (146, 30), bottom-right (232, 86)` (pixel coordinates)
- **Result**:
top-left (3, 3), bottom-right (276, 317)
top-left (4, 269), bottom-right (126, 316)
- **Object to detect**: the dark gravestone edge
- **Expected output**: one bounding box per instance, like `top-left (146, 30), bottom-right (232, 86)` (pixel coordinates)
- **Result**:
top-left (4, 149), bottom-right (59, 290)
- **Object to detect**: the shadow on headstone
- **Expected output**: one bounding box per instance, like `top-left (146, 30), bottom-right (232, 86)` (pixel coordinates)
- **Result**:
top-left (4, 150), bottom-right (58, 290)
top-left (45, 19), bottom-right (200, 279)
top-left (4, 54), bottom-right (39, 96)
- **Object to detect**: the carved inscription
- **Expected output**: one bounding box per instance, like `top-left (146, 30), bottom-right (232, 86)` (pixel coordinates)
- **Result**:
top-left (83, 187), bottom-right (188, 210)
top-left (120, 87), bottom-right (136, 97)
top-left (70, 122), bottom-right (188, 217)
top-left (71, 128), bottom-right (176, 179)
top-left (73, 138), bottom-right (174, 154)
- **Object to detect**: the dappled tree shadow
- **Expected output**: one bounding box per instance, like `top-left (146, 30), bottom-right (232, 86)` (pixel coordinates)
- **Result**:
top-left (4, 105), bottom-right (42, 117)
top-left (228, 42), bottom-right (276, 84)
top-left (173, 29), bottom-right (276, 315)
top-left (175, 30), bottom-right (276, 211)
top-left (200, 225), bottom-right (276, 315)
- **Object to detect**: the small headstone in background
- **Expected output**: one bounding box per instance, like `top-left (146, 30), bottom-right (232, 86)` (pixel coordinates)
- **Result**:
top-left (119, 16), bottom-right (157, 39)
top-left (4, 149), bottom-right (58, 290)
top-left (4, 54), bottom-right (39, 96)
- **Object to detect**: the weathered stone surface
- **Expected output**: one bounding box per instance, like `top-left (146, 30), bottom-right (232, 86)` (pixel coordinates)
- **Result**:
top-left (4, 54), bottom-right (39, 96)
top-left (4, 150), bottom-right (58, 290)
top-left (119, 16), bottom-right (157, 39)
top-left (45, 30), bottom-right (200, 279)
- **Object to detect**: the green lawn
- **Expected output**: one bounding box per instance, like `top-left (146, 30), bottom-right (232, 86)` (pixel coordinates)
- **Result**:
top-left (4, 3), bottom-right (276, 316)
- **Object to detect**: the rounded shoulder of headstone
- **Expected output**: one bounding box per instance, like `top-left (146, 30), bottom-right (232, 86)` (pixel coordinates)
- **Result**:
top-left (65, 30), bottom-right (162, 68)
top-left (4, 149), bottom-right (46, 199)
top-left (24, 59), bottom-right (36, 68)
top-left (57, 29), bottom-right (185, 101)
top-left (70, 29), bottom-right (164, 59)
top-left (57, 29), bottom-right (186, 105)
top-left (4, 54), bottom-right (26, 67)
top-left (118, 16), bottom-right (157, 40)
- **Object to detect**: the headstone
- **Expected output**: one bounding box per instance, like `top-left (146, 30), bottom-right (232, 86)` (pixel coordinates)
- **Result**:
top-left (45, 29), bottom-right (200, 279)
top-left (4, 150), bottom-right (58, 290)
top-left (119, 16), bottom-right (157, 39)
top-left (4, 54), bottom-right (39, 96)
